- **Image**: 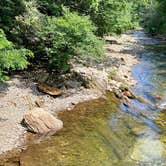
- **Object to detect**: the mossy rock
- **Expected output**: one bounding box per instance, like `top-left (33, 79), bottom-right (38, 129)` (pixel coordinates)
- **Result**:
top-left (119, 84), bottom-right (129, 91)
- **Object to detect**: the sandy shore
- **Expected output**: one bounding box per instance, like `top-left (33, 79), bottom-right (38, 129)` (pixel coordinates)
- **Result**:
top-left (0, 30), bottom-right (142, 155)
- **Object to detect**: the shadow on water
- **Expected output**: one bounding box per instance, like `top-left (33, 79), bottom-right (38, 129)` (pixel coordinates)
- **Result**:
top-left (0, 30), bottom-right (166, 166)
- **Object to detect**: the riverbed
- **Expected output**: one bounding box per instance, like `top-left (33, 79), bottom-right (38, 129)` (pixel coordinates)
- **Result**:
top-left (0, 30), bottom-right (166, 166)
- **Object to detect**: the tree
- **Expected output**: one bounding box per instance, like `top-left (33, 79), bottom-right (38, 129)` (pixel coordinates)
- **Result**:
top-left (0, 0), bottom-right (25, 34)
top-left (93, 0), bottom-right (135, 36)
top-left (37, 0), bottom-right (137, 36)
top-left (37, 0), bottom-right (100, 16)
top-left (142, 0), bottom-right (166, 34)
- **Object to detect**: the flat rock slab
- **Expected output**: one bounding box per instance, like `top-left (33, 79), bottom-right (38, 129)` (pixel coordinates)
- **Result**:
top-left (37, 84), bottom-right (63, 96)
top-left (23, 107), bottom-right (63, 134)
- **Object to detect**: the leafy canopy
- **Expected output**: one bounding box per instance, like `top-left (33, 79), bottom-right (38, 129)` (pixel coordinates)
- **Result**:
top-left (15, 4), bottom-right (104, 72)
top-left (0, 0), bottom-right (163, 79)
top-left (142, 0), bottom-right (166, 35)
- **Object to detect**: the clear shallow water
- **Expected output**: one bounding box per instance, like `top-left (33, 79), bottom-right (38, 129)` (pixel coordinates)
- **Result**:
top-left (121, 31), bottom-right (166, 164)
top-left (1, 31), bottom-right (166, 166)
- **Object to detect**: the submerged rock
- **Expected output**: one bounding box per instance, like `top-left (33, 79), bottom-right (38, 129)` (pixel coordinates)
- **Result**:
top-left (131, 125), bottom-right (146, 136)
top-left (156, 111), bottom-right (166, 129)
top-left (157, 102), bottom-right (166, 111)
top-left (130, 138), bottom-right (164, 163)
top-left (122, 96), bottom-right (131, 107)
top-left (135, 95), bottom-right (155, 107)
top-left (23, 107), bottom-right (63, 134)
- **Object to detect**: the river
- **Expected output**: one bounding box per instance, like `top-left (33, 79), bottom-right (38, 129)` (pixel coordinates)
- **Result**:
top-left (1, 31), bottom-right (166, 166)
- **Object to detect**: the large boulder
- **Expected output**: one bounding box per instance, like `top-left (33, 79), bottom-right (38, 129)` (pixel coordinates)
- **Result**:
top-left (23, 107), bottom-right (63, 134)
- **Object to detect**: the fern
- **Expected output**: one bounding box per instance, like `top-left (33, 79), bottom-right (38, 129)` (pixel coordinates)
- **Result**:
top-left (0, 29), bottom-right (33, 81)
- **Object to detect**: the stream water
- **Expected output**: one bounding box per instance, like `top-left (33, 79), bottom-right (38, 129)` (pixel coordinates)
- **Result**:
top-left (1, 31), bottom-right (166, 166)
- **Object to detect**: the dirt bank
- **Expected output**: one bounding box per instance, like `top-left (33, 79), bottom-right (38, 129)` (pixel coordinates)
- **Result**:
top-left (0, 30), bottom-right (142, 156)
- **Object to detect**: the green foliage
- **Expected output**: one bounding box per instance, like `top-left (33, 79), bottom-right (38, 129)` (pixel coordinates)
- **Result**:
top-left (129, 0), bottom-right (151, 22)
top-left (40, 10), bottom-right (104, 72)
top-left (37, 0), bottom-right (138, 36)
top-left (15, 4), bottom-right (104, 72)
top-left (0, 0), bottom-right (25, 34)
top-left (1, 0), bottom-right (163, 76)
top-left (36, 0), bottom-right (63, 16)
top-left (13, 0), bottom-right (44, 49)
top-left (0, 29), bottom-right (33, 81)
top-left (37, 0), bottom-right (100, 16)
top-left (93, 0), bottom-right (137, 36)
top-left (142, 0), bottom-right (166, 34)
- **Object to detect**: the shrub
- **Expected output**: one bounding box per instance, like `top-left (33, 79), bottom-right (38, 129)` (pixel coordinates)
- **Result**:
top-left (15, 4), bottom-right (104, 73)
top-left (39, 9), bottom-right (104, 72)
top-left (0, 29), bottom-right (33, 81)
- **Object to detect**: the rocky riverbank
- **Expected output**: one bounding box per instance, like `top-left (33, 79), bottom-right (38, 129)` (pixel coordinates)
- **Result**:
top-left (0, 31), bottom-right (142, 156)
